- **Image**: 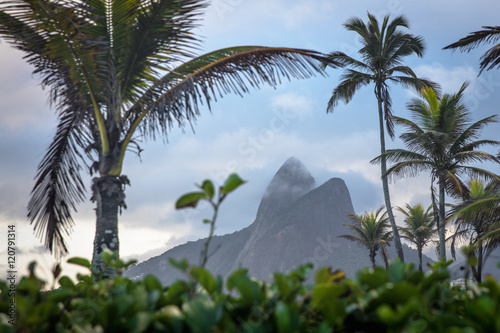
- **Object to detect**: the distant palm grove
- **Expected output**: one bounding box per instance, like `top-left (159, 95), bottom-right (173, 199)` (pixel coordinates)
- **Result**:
top-left (0, 0), bottom-right (499, 283)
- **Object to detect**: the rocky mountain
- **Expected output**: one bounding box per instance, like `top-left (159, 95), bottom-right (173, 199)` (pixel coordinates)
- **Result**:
top-left (124, 157), bottom-right (434, 285)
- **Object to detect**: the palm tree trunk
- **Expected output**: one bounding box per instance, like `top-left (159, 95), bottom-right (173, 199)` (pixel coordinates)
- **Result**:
top-left (477, 243), bottom-right (483, 283)
top-left (91, 176), bottom-right (124, 279)
top-left (377, 97), bottom-right (405, 263)
top-left (370, 250), bottom-right (376, 269)
top-left (438, 175), bottom-right (447, 260)
top-left (417, 244), bottom-right (423, 271)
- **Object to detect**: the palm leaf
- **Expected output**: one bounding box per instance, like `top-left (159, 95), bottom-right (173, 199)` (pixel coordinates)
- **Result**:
top-left (444, 26), bottom-right (500, 73)
top-left (126, 46), bottom-right (333, 140)
top-left (27, 109), bottom-right (89, 257)
top-left (116, 0), bottom-right (208, 100)
top-left (326, 70), bottom-right (372, 112)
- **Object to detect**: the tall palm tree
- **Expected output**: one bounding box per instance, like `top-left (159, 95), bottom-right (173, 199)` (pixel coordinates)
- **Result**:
top-left (444, 26), bottom-right (500, 74)
top-left (339, 208), bottom-right (393, 269)
top-left (372, 83), bottom-right (500, 261)
top-left (322, 12), bottom-right (438, 263)
top-left (397, 203), bottom-right (436, 271)
top-left (449, 179), bottom-right (500, 282)
top-left (0, 0), bottom-right (335, 276)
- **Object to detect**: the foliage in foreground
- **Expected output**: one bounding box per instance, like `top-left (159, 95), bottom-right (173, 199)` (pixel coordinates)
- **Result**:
top-left (1, 256), bottom-right (500, 332)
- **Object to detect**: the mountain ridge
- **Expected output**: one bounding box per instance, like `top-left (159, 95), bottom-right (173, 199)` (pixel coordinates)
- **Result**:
top-left (124, 157), bottom-right (435, 284)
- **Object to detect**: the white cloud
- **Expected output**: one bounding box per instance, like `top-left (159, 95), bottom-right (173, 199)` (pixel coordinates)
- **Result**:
top-left (271, 92), bottom-right (314, 118)
top-left (414, 63), bottom-right (478, 94)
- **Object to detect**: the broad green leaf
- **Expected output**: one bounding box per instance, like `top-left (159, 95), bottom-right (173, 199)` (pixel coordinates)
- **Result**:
top-left (311, 284), bottom-right (347, 322)
top-left (315, 267), bottom-right (346, 285)
top-left (388, 261), bottom-right (405, 283)
top-left (357, 267), bottom-right (389, 289)
top-left (102, 248), bottom-right (116, 264)
top-left (227, 269), bottom-right (261, 302)
top-left (77, 273), bottom-right (93, 284)
top-left (273, 273), bottom-right (291, 298)
top-left (128, 312), bottom-right (151, 333)
top-left (154, 305), bottom-right (184, 331)
top-left (58, 276), bottom-right (75, 289)
top-left (175, 191), bottom-right (207, 209)
top-left (367, 282), bottom-right (418, 311)
top-left (312, 284), bottom-right (348, 307)
top-left (166, 280), bottom-right (191, 302)
top-left (220, 173), bottom-right (246, 195)
top-left (200, 180), bottom-right (215, 200)
top-left (182, 298), bottom-right (223, 333)
top-left (47, 288), bottom-right (75, 302)
top-left (275, 301), bottom-right (291, 333)
top-left (67, 257), bottom-right (91, 269)
top-left (190, 267), bottom-right (217, 295)
top-left (144, 275), bottom-right (163, 292)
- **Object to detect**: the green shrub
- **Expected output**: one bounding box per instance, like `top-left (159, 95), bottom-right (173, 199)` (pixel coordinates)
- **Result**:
top-left (2, 173), bottom-right (500, 332)
top-left (1, 258), bottom-right (500, 332)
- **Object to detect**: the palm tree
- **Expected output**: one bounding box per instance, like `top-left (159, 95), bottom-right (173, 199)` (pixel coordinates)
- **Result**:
top-left (372, 83), bottom-right (500, 261)
top-left (322, 12), bottom-right (438, 263)
top-left (397, 203), bottom-right (436, 271)
top-left (0, 0), bottom-right (335, 276)
top-left (449, 179), bottom-right (500, 282)
top-left (444, 26), bottom-right (500, 74)
top-left (339, 208), bottom-right (393, 269)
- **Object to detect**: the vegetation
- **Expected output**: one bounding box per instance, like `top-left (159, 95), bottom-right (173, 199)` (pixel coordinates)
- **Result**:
top-left (372, 83), bottom-right (500, 261)
top-left (0, 0), bottom-right (334, 276)
top-left (339, 208), bottom-right (393, 269)
top-left (444, 25), bottom-right (500, 73)
top-left (397, 204), bottom-right (437, 271)
top-left (452, 180), bottom-right (500, 254)
top-left (449, 179), bottom-right (500, 282)
top-left (175, 173), bottom-right (246, 268)
top-left (322, 12), bottom-right (437, 263)
top-left (3, 253), bottom-right (500, 332)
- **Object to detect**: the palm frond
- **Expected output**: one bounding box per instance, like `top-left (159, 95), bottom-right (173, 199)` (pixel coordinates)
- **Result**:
top-left (327, 70), bottom-right (372, 112)
top-left (458, 166), bottom-right (500, 184)
top-left (27, 110), bottom-right (89, 257)
top-left (450, 115), bottom-right (499, 153)
top-left (390, 75), bottom-right (439, 96)
top-left (372, 148), bottom-right (428, 164)
top-left (116, 0), bottom-right (208, 101)
top-left (385, 159), bottom-right (432, 182)
top-left (322, 51), bottom-right (370, 71)
top-left (126, 46), bottom-right (331, 140)
top-left (444, 26), bottom-right (500, 52)
top-left (444, 26), bottom-right (500, 73)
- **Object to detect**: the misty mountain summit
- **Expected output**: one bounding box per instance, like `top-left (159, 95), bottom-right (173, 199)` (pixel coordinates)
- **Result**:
top-left (124, 157), bottom-right (432, 284)
top-left (255, 157), bottom-right (316, 224)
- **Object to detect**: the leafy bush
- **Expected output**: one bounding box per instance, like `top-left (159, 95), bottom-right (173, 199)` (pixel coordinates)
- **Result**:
top-left (2, 173), bottom-right (500, 332)
top-left (1, 257), bottom-right (500, 332)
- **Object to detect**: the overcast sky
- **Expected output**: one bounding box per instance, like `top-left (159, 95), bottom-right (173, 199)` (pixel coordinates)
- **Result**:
top-left (1, 0), bottom-right (500, 282)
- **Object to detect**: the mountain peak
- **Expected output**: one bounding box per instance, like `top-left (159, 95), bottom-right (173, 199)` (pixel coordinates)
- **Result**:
top-left (255, 157), bottom-right (315, 222)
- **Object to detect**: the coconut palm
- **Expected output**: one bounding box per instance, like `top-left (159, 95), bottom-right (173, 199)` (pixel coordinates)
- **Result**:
top-left (322, 12), bottom-right (438, 263)
top-left (397, 203), bottom-right (436, 271)
top-left (444, 26), bottom-right (500, 74)
top-left (339, 208), bottom-right (393, 269)
top-left (449, 179), bottom-right (500, 282)
top-left (0, 0), bottom-right (335, 276)
top-left (372, 83), bottom-right (500, 261)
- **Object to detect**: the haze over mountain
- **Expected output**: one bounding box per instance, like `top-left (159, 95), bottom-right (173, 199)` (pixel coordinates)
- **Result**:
top-left (125, 157), bottom-right (434, 285)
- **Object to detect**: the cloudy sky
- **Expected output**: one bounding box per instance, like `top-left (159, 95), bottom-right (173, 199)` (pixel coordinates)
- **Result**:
top-left (1, 0), bottom-right (500, 283)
